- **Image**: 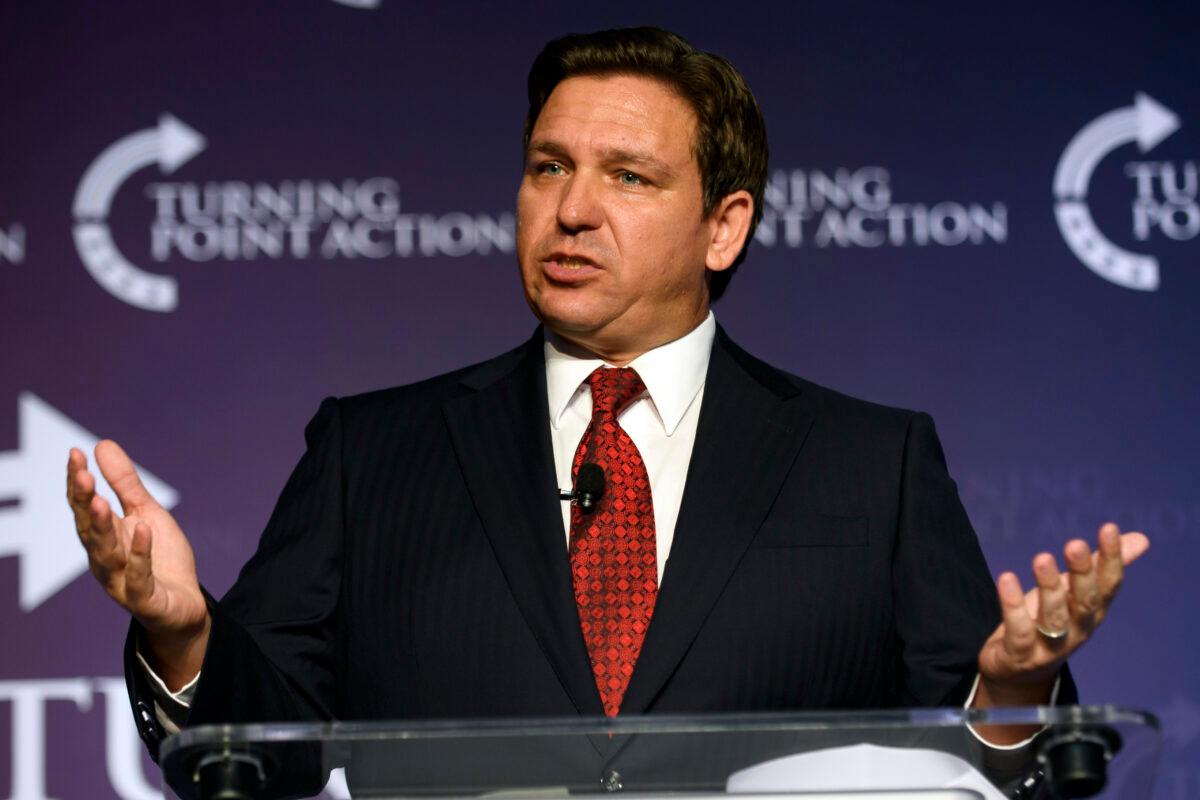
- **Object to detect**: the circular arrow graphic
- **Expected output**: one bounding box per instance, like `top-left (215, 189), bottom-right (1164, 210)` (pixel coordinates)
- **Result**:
top-left (1053, 93), bottom-right (1180, 291)
top-left (71, 114), bottom-right (206, 312)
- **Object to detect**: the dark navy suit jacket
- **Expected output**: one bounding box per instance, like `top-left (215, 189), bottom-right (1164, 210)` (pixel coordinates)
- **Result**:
top-left (126, 327), bottom-right (1060, 778)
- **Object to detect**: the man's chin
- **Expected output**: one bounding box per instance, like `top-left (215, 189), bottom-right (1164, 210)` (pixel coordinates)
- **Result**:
top-left (533, 308), bottom-right (619, 353)
top-left (539, 315), bottom-right (609, 343)
top-left (526, 294), bottom-right (613, 336)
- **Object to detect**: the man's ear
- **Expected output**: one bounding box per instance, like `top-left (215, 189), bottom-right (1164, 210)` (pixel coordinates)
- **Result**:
top-left (705, 190), bottom-right (754, 273)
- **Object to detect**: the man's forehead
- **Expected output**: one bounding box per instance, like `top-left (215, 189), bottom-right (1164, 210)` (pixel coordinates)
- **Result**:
top-left (530, 74), bottom-right (697, 158)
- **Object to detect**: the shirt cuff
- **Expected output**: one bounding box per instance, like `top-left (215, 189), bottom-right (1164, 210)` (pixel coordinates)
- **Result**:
top-left (962, 672), bottom-right (1062, 750)
top-left (134, 643), bottom-right (200, 734)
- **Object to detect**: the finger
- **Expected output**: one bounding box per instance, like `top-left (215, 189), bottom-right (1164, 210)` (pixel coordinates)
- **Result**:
top-left (124, 522), bottom-right (156, 611)
top-left (997, 572), bottom-right (1037, 662)
top-left (1118, 530), bottom-right (1150, 565)
top-left (68, 461), bottom-right (97, 537)
top-left (68, 448), bottom-right (94, 507)
top-left (1033, 553), bottom-right (1071, 642)
top-left (94, 440), bottom-right (157, 515)
top-left (86, 494), bottom-right (127, 577)
top-left (1065, 538), bottom-right (1100, 630)
top-left (88, 493), bottom-right (118, 552)
top-left (1095, 523), bottom-right (1125, 599)
top-left (66, 447), bottom-right (87, 498)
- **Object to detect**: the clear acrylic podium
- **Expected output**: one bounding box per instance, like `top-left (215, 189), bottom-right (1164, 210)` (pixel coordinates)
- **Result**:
top-left (159, 707), bottom-right (1159, 800)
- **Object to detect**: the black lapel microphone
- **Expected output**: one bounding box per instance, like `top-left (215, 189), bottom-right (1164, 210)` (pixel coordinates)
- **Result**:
top-left (559, 462), bottom-right (606, 514)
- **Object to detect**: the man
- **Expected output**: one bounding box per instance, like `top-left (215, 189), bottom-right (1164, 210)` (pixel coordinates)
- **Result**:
top-left (68, 26), bottom-right (1147, 771)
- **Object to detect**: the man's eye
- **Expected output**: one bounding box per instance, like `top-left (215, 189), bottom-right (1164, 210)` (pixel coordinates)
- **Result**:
top-left (540, 163), bottom-right (564, 176)
top-left (618, 171), bottom-right (643, 186)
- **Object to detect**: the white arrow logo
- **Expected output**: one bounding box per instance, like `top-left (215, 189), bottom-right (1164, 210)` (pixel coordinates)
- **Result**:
top-left (72, 114), bottom-right (206, 312)
top-left (1053, 93), bottom-right (1180, 291)
top-left (0, 393), bottom-right (179, 612)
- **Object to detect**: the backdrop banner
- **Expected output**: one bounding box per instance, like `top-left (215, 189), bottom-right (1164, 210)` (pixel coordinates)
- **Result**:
top-left (1, 2), bottom-right (1197, 798)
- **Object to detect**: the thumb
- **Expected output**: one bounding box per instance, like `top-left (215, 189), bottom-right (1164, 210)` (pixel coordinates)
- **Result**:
top-left (1119, 531), bottom-right (1150, 565)
top-left (94, 440), bottom-right (157, 515)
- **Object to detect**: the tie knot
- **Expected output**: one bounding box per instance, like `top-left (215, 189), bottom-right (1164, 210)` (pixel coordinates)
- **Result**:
top-left (586, 367), bottom-right (646, 420)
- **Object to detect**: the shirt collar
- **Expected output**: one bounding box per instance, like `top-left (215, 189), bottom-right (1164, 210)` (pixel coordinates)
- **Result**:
top-left (544, 312), bottom-right (716, 436)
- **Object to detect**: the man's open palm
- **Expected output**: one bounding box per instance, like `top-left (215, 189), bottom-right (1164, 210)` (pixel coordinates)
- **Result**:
top-left (977, 524), bottom-right (1150, 697)
top-left (67, 442), bottom-right (208, 664)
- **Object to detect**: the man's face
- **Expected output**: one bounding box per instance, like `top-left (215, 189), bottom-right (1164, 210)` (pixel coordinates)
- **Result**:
top-left (517, 74), bottom-right (716, 360)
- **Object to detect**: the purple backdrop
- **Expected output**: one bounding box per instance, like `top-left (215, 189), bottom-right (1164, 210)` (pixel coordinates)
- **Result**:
top-left (2, 1), bottom-right (1198, 798)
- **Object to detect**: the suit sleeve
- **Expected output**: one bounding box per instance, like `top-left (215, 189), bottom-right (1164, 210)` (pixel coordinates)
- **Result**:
top-left (888, 410), bottom-right (1079, 709)
top-left (890, 412), bottom-right (1082, 790)
top-left (124, 397), bottom-right (346, 763)
top-left (891, 411), bottom-right (1001, 707)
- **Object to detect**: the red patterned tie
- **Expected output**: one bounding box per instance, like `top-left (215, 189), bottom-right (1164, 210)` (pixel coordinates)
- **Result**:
top-left (569, 366), bottom-right (658, 717)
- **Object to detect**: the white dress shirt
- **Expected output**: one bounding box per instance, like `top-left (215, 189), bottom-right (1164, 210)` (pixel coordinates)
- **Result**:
top-left (545, 312), bottom-right (715, 584)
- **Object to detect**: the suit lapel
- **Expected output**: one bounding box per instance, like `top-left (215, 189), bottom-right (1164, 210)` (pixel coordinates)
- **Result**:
top-left (442, 333), bottom-right (604, 717)
top-left (619, 327), bottom-right (815, 714)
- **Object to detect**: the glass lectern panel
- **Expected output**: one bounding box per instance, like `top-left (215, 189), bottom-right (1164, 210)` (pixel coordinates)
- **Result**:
top-left (160, 706), bottom-right (1159, 800)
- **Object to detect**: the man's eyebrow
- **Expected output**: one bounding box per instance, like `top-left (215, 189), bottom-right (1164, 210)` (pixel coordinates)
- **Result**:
top-left (525, 140), bottom-right (678, 180)
top-left (599, 147), bottom-right (677, 179)
top-left (527, 140), bottom-right (571, 161)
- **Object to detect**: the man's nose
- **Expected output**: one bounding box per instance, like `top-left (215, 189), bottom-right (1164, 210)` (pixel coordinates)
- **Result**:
top-left (556, 174), bottom-right (603, 232)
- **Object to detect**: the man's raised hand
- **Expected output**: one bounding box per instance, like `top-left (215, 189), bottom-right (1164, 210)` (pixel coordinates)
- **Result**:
top-left (67, 441), bottom-right (209, 690)
top-left (975, 522), bottom-right (1150, 708)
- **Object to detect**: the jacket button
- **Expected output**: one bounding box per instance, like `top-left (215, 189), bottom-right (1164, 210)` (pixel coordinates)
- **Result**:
top-left (135, 701), bottom-right (155, 732)
top-left (601, 770), bottom-right (622, 792)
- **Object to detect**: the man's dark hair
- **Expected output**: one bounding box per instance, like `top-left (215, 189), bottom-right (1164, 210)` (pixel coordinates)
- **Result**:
top-left (524, 27), bottom-right (768, 302)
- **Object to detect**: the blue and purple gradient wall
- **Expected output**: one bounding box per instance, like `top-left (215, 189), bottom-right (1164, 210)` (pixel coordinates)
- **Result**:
top-left (1, 2), bottom-right (1197, 797)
